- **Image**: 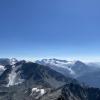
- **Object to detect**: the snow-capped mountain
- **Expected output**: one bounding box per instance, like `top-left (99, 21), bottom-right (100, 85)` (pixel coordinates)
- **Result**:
top-left (36, 58), bottom-right (100, 88)
top-left (10, 58), bottom-right (18, 65)
top-left (36, 58), bottom-right (75, 76)
top-left (36, 58), bottom-right (92, 78)
top-left (36, 58), bottom-right (76, 77)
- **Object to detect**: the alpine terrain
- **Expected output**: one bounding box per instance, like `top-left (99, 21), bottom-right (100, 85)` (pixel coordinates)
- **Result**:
top-left (0, 58), bottom-right (99, 100)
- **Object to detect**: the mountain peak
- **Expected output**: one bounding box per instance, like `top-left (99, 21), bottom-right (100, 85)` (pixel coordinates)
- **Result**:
top-left (10, 58), bottom-right (18, 65)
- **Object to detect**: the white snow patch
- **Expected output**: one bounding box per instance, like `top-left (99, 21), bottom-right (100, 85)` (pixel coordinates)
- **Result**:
top-left (31, 87), bottom-right (46, 97)
top-left (7, 65), bottom-right (24, 87)
top-left (0, 65), bottom-right (5, 70)
top-left (7, 68), bottom-right (17, 86)
top-left (0, 65), bottom-right (5, 75)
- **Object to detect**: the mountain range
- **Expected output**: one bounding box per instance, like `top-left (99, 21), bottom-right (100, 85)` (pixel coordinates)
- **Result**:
top-left (0, 58), bottom-right (100, 100)
top-left (36, 58), bottom-right (100, 88)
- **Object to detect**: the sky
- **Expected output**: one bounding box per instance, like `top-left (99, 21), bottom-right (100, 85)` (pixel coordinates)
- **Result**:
top-left (0, 0), bottom-right (100, 62)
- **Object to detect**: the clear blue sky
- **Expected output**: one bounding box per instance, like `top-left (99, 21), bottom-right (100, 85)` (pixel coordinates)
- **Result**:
top-left (0, 0), bottom-right (100, 62)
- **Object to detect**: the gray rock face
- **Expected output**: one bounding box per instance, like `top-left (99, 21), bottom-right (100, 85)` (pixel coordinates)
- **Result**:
top-left (59, 83), bottom-right (100, 100)
top-left (0, 82), bottom-right (100, 100)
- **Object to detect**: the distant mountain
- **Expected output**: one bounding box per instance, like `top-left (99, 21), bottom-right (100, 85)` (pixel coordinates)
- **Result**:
top-left (36, 58), bottom-right (76, 77)
top-left (36, 58), bottom-right (95, 78)
top-left (36, 58), bottom-right (100, 88)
